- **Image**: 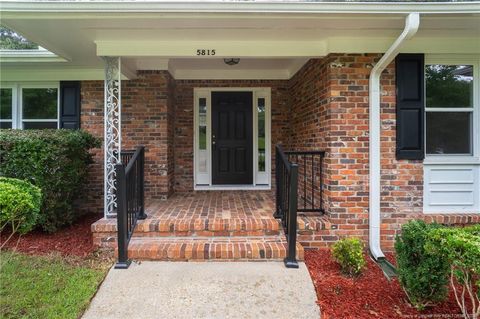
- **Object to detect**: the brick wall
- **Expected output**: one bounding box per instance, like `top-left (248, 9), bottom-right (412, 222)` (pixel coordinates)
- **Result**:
top-left (288, 54), bottom-right (425, 250)
top-left (287, 58), bottom-right (331, 215)
top-left (79, 71), bottom-right (175, 215)
top-left (174, 80), bottom-right (291, 192)
top-left (78, 81), bottom-right (104, 215)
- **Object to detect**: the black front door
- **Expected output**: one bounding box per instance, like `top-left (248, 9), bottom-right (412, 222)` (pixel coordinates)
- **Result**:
top-left (212, 91), bottom-right (253, 185)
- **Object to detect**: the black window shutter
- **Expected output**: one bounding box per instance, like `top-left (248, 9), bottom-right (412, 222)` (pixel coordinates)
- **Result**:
top-left (395, 53), bottom-right (425, 160)
top-left (60, 81), bottom-right (81, 129)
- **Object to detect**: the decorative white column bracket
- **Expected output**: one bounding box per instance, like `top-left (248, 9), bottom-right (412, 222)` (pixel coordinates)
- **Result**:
top-left (103, 56), bottom-right (122, 218)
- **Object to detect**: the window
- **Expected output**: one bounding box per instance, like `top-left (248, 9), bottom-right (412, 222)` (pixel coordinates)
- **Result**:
top-left (0, 88), bottom-right (13, 129)
top-left (257, 97), bottom-right (266, 172)
top-left (425, 65), bottom-right (474, 155)
top-left (198, 97), bottom-right (207, 150)
top-left (196, 95), bottom-right (209, 178)
top-left (0, 83), bottom-right (59, 129)
top-left (423, 57), bottom-right (480, 213)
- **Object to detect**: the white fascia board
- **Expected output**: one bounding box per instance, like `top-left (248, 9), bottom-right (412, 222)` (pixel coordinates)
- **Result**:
top-left (1, 1), bottom-right (479, 14)
top-left (0, 67), bottom-right (132, 81)
top-left (327, 37), bottom-right (480, 54)
top-left (96, 40), bottom-right (327, 58)
top-left (96, 37), bottom-right (479, 59)
top-left (171, 68), bottom-right (291, 80)
top-left (0, 50), bottom-right (68, 63)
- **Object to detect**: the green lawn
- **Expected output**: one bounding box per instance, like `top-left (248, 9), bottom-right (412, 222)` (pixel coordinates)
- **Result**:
top-left (0, 251), bottom-right (110, 319)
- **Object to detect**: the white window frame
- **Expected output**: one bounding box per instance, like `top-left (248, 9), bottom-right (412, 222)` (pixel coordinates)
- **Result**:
top-left (0, 82), bottom-right (60, 129)
top-left (0, 83), bottom-right (16, 128)
top-left (423, 55), bottom-right (480, 214)
top-left (193, 87), bottom-right (272, 190)
top-left (253, 90), bottom-right (271, 185)
top-left (424, 56), bottom-right (480, 164)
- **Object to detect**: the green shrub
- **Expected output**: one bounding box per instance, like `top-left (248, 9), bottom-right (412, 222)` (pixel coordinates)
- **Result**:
top-left (0, 129), bottom-right (100, 232)
top-left (395, 220), bottom-right (450, 310)
top-left (425, 225), bottom-right (480, 318)
top-left (0, 177), bottom-right (42, 246)
top-left (332, 238), bottom-right (366, 277)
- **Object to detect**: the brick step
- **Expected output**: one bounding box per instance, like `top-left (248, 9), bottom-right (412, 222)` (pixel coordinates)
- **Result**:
top-left (133, 217), bottom-right (282, 237)
top-left (126, 236), bottom-right (304, 262)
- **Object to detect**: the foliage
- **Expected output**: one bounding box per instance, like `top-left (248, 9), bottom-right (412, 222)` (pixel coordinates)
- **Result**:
top-left (395, 220), bottom-right (450, 310)
top-left (426, 64), bottom-right (473, 108)
top-left (22, 88), bottom-right (58, 119)
top-left (0, 251), bottom-right (108, 319)
top-left (0, 177), bottom-right (42, 247)
top-left (332, 238), bottom-right (366, 277)
top-left (0, 26), bottom-right (38, 50)
top-left (0, 129), bottom-right (101, 232)
top-left (425, 225), bottom-right (480, 319)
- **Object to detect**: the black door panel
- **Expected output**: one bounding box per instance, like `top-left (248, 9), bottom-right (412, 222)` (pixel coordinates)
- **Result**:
top-left (212, 92), bottom-right (253, 185)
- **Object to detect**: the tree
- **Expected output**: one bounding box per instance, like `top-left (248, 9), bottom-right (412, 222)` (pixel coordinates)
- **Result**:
top-left (0, 26), bottom-right (38, 50)
top-left (426, 64), bottom-right (473, 108)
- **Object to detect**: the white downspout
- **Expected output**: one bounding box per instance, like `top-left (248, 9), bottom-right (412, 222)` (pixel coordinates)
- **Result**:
top-left (369, 13), bottom-right (420, 260)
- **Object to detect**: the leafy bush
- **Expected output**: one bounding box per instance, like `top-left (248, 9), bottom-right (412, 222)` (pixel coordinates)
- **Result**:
top-left (0, 177), bottom-right (42, 247)
top-left (395, 220), bottom-right (450, 310)
top-left (0, 129), bottom-right (100, 232)
top-left (332, 238), bottom-right (366, 277)
top-left (425, 225), bottom-right (480, 319)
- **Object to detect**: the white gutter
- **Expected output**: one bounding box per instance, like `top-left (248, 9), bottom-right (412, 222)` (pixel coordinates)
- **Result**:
top-left (0, 49), bottom-right (68, 63)
top-left (369, 12), bottom-right (420, 261)
top-left (0, 1), bottom-right (479, 14)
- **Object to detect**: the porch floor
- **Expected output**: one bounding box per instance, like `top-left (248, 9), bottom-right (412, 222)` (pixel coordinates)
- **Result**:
top-left (146, 190), bottom-right (275, 219)
top-left (136, 191), bottom-right (280, 235)
top-left (92, 191), bottom-right (331, 260)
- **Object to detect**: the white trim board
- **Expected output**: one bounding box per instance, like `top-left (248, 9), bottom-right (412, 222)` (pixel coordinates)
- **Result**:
top-left (193, 87), bottom-right (272, 190)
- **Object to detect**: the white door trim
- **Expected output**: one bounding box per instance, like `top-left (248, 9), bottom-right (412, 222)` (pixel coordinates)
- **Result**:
top-left (193, 87), bottom-right (272, 190)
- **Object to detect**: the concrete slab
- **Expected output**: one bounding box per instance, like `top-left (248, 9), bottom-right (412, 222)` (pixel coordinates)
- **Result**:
top-left (82, 261), bottom-right (320, 319)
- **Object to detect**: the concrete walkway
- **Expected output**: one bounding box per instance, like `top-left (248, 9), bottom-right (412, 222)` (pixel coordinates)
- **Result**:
top-left (83, 261), bottom-right (320, 319)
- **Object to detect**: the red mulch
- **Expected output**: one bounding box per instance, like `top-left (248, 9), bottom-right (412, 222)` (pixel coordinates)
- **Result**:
top-left (1, 214), bottom-right (101, 257)
top-left (305, 249), bottom-right (465, 319)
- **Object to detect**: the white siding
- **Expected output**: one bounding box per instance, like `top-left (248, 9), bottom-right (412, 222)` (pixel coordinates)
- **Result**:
top-left (424, 165), bottom-right (480, 213)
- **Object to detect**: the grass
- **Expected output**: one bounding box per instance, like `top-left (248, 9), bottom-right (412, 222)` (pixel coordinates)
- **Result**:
top-left (0, 251), bottom-right (111, 319)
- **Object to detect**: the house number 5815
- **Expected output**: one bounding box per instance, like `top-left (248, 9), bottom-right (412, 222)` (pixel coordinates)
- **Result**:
top-left (196, 49), bottom-right (216, 56)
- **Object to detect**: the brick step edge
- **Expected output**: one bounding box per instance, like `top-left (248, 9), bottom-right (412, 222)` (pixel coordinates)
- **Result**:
top-left (91, 216), bottom-right (332, 234)
top-left (125, 237), bottom-right (304, 261)
top-left (134, 218), bottom-right (282, 233)
top-left (132, 229), bottom-right (282, 238)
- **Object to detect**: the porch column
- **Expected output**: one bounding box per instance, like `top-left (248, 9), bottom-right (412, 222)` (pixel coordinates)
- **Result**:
top-left (103, 56), bottom-right (122, 218)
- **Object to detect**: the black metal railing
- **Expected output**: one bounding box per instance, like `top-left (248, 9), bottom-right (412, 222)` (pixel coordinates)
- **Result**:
top-left (120, 150), bottom-right (135, 166)
top-left (275, 145), bottom-right (299, 268)
top-left (285, 150), bottom-right (325, 214)
top-left (115, 146), bottom-right (147, 269)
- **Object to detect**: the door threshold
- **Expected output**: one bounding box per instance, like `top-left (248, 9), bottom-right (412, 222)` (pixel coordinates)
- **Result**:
top-left (194, 185), bottom-right (271, 191)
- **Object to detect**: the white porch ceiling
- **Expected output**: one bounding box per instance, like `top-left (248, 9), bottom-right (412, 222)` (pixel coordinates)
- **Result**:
top-left (1, 9), bottom-right (479, 80)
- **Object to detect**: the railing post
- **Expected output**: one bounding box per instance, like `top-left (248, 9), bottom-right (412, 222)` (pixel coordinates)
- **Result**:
top-left (320, 153), bottom-right (324, 213)
top-left (137, 146), bottom-right (147, 220)
top-left (115, 164), bottom-right (131, 269)
top-left (274, 146), bottom-right (282, 219)
top-left (284, 164), bottom-right (299, 269)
